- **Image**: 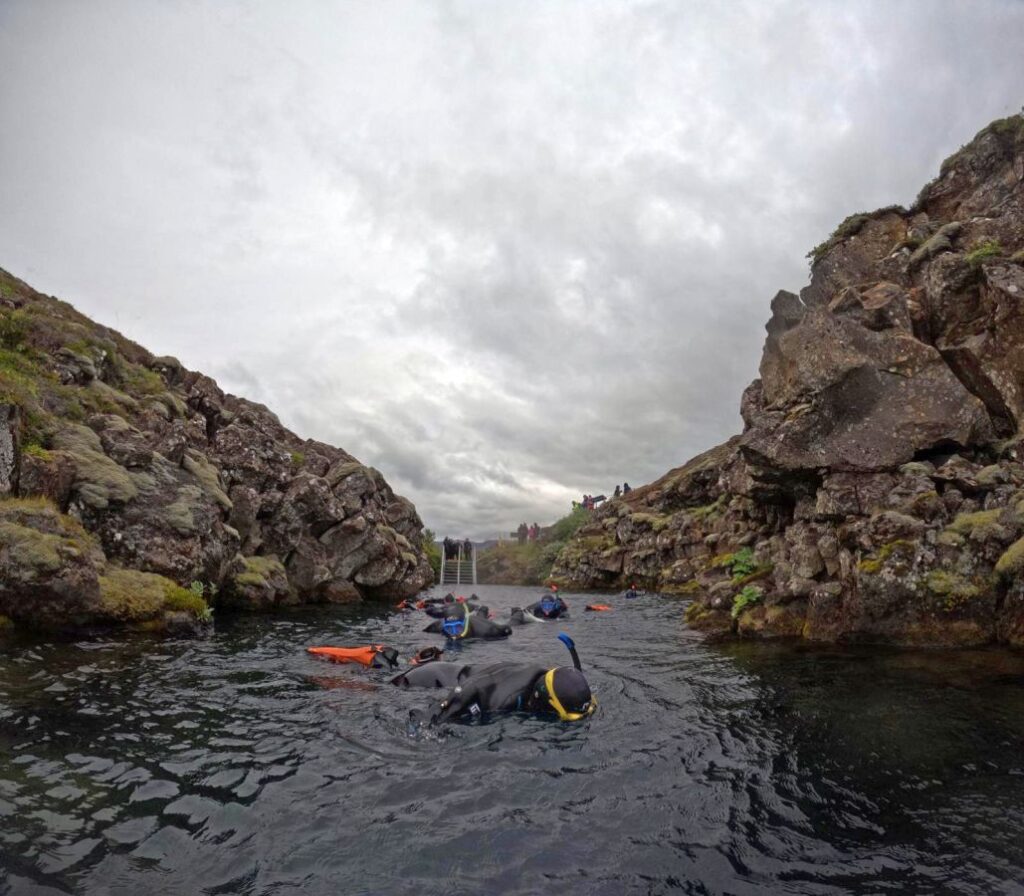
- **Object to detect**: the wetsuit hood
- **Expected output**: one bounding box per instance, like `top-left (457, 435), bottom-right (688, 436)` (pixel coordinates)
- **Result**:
top-left (538, 666), bottom-right (595, 721)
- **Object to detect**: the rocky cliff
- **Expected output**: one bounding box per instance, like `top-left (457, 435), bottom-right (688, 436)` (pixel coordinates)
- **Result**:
top-left (551, 114), bottom-right (1024, 647)
top-left (0, 271), bottom-right (432, 632)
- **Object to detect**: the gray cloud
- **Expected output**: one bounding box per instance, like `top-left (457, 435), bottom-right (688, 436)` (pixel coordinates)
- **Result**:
top-left (1, 0), bottom-right (1023, 538)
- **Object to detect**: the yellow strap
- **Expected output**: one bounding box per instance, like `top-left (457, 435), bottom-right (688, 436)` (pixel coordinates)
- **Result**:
top-left (544, 668), bottom-right (589, 721)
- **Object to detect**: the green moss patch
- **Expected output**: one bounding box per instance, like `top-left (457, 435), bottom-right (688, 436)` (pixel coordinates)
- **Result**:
top-left (995, 536), bottom-right (1024, 578)
top-left (629, 512), bottom-right (671, 533)
top-left (51, 424), bottom-right (138, 509)
top-left (234, 555), bottom-right (286, 588)
top-left (946, 509), bottom-right (1007, 541)
top-left (965, 239), bottom-right (1002, 266)
top-left (99, 568), bottom-right (211, 622)
top-left (182, 450), bottom-right (231, 511)
top-left (858, 539), bottom-right (918, 574)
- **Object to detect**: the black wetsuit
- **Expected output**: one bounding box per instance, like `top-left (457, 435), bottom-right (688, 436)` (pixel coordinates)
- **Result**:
top-left (424, 601), bottom-right (486, 619)
top-left (391, 661), bottom-right (474, 690)
top-left (511, 597), bottom-right (569, 624)
top-left (423, 609), bottom-right (511, 640)
top-left (394, 661), bottom-right (551, 723)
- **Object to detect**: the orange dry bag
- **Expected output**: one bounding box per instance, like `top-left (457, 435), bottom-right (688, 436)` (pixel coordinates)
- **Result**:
top-left (307, 645), bottom-right (397, 668)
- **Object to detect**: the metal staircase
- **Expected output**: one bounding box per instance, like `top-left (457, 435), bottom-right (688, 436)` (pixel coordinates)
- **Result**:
top-left (439, 544), bottom-right (476, 586)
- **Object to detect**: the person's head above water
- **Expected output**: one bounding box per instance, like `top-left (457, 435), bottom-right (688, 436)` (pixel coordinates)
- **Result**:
top-left (540, 595), bottom-right (558, 615)
top-left (441, 616), bottom-right (466, 638)
top-left (534, 666), bottom-right (595, 720)
top-left (441, 603), bottom-right (471, 636)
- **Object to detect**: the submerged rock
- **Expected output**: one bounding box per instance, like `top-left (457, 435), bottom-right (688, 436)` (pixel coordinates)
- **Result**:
top-left (553, 113), bottom-right (1024, 648)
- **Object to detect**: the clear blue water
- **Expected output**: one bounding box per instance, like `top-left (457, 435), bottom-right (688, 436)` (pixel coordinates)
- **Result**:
top-left (2, 585), bottom-right (1024, 895)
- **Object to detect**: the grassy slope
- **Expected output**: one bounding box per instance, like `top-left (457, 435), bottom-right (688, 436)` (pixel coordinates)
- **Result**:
top-left (476, 506), bottom-right (590, 585)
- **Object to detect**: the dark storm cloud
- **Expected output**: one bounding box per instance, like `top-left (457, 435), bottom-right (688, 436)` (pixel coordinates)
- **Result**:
top-left (1, 0), bottom-right (1022, 538)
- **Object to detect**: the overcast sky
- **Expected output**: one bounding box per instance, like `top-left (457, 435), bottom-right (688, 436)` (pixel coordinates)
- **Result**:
top-left (1, 1), bottom-right (1022, 539)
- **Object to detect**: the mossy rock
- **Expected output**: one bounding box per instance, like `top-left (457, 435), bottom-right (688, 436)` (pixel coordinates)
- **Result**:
top-left (82, 379), bottom-right (139, 413)
top-left (162, 485), bottom-right (204, 535)
top-left (995, 536), bottom-right (1024, 579)
top-left (925, 570), bottom-right (982, 610)
top-left (629, 512), bottom-right (671, 533)
top-left (222, 554), bottom-right (291, 610)
top-left (689, 496), bottom-right (726, 520)
top-left (975, 464), bottom-right (1009, 488)
top-left (664, 580), bottom-right (702, 597)
top-left (51, 423), bottom-right (138, 509)
top-left (0, 496), bottom-right (102, 568)
top-left (946, 509), bottom-right (1007, 541)
top-left (857, 539), bottom-right (918, 575)
top-left (98, 568), bottom-right (210, 623)
top-left (937, 530), bottom-right (966, 548)
top-left (145, 391), bottom-right (187, 420)
top-left (325, 460), bottom-right (366, 487)
top-left (0, 521), bottom-right (66, 573)
top-left (234, 554), bottom-right (286, 588)
top-left (182, 450), bottom-right (231, 510)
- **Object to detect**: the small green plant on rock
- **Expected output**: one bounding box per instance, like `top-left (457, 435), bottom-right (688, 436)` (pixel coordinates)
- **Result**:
top-left (965, 239), bottom-right (1002, 266)
top-left (731, 585), bottom-right (763, 619)
top-left (728, 547), bottom-right (757, 581)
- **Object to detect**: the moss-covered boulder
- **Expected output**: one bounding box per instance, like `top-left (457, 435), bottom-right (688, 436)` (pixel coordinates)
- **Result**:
top-left (0, 496), bottom-right (211, 632)
top-left (220, 554), bottom-right (294, 611)
top-left (0, 497), bottom-right (104, 627)
top-left (98, 567), bottom-right (212, 633)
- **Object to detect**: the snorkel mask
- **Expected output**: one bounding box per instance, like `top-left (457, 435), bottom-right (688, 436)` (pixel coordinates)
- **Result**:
top-left (442, 612), bottom-right (467, 639)
top-left (540, 596), bottom-right (557, 615)
top-left (444, 618), bottom-right (468, 638)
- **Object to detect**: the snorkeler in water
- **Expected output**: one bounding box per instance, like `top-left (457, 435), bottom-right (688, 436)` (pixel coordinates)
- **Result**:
top-left (510, 592), bottom-right (569, 624)
top-left (396, 634), bottom-right (596, 724)
top-left (423, 603), bottom-right (511, 640)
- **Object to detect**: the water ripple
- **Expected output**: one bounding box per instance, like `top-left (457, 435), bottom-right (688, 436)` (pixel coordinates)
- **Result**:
top-left (2, 586), bottom-right (1024, 895)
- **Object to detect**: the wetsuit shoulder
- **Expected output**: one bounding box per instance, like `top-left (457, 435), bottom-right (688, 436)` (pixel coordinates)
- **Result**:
top-left (391, 662), bottom-right (472, 689)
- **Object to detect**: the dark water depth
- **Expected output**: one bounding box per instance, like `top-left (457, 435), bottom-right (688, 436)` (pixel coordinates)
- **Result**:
top-left (2, 585), bottom-right (1024, 896)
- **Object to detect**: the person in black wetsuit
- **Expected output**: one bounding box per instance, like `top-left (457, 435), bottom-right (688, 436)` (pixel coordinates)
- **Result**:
top-left (423, 594), bottom-right (487, 618)
top-left (392, 660), bottom-right (595, 723)
top-left (510, 593), bottom-right (569, 624)
top-left (423, 604), bottom-right (511, 640)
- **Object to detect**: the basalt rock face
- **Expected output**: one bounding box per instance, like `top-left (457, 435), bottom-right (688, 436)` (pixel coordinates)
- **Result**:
top-left (0, 271), bottom-right (432, 632)
top-left (552, 114), bottom-right (1024, 647)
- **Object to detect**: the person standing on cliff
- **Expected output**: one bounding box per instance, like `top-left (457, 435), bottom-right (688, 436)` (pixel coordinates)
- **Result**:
top-left (623, 482), bottom-right (631, 495)
top-left (517, 522), bottom-right (528, 545)
top-left (613, 485), bottom-right (621, 499)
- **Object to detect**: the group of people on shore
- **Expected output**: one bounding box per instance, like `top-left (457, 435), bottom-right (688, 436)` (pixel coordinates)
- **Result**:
top-left (573, 484), bottom-right (632, 512)
top-left (441, 536), bottom-right (474, 560)
top-left (516, 522), bottom-right (542, 544)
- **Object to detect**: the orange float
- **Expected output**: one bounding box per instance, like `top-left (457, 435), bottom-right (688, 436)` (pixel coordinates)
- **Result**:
top-left (307, 645), bottom-right (392, 667)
